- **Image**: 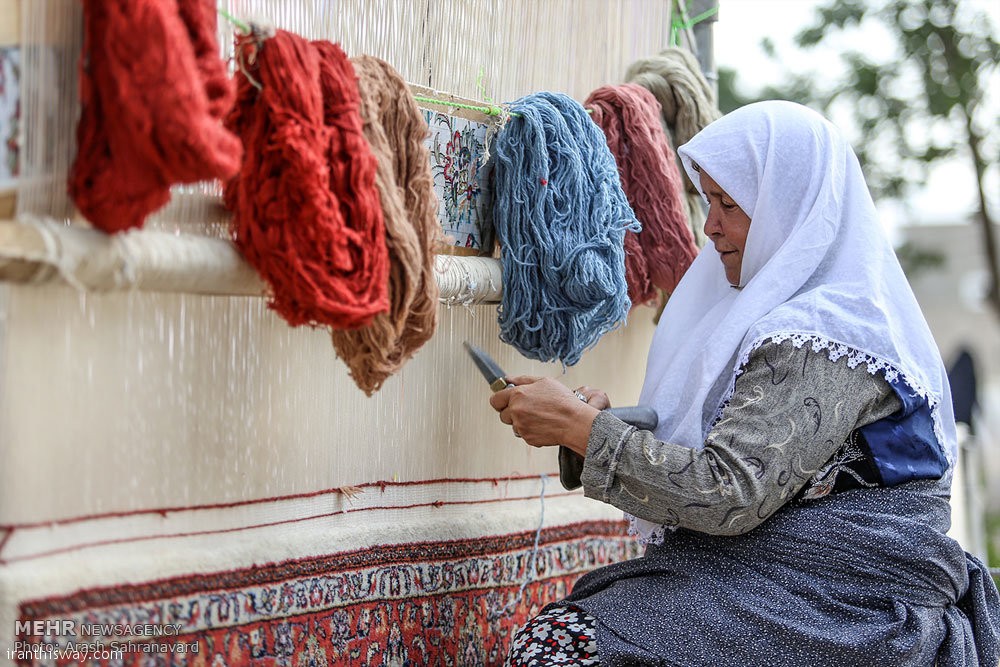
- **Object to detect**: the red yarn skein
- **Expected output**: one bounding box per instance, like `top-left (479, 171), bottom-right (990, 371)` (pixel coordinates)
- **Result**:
top-left (175, 0), bottom-right (235, 119)
top-left (69, 0), bottom-right (241, 233)
top-left (585, 84), bottom-right (698, 303)
top-left (224, 31), bottom-right (389, 330)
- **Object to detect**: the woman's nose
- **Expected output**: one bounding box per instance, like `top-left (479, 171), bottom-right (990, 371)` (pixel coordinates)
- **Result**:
top-left (703, 206), bottom-right (721, 238)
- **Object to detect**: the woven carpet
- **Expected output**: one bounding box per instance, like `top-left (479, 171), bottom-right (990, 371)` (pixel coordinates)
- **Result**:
top-left (5, 477), bottom-right (640, 666)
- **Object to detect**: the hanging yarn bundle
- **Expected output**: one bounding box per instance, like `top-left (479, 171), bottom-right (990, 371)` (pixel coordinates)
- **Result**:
top-left (624, 47), bottom-right (720, 153)
top-left (69, 0), bottom-right (241, 233)
top-left (492, 92), bottom-right (638, 366)
top-left (176, 0), bottom-right (235, 119)
top-left (625, 47), bottom-right (722, 246)
top-left (328, 55), bottom-right (441, 395)
top-left (224, 30), bottom-right (389, 330)
top-left (585, 84), bottom-right (698, 306)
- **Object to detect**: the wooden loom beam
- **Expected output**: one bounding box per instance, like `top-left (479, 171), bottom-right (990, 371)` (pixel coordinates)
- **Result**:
top-left (0, 218), bottom-right (503, 304)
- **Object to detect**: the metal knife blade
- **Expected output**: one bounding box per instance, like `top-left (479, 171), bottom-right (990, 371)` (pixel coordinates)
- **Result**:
top-left (463, 341), bottom-right (512, 392)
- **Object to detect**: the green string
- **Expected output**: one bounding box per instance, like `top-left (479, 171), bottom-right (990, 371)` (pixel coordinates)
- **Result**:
top-left (686, 4), bottom-right (720, 26)
top-left (218, 7), bottom-right (251, 34)
top-left (670, 1), bottom-right (718, 47)
top-left (684, 5), bottom-right (719, 28)
top-left (411, 95), bottom-right (516, 118)
top-left (412, 95), bottom-right (595, 121)
top-left (476, 66), bottom-right (492, 104)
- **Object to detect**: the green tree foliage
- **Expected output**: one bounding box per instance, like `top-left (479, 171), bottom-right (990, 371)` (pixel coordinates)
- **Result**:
top-left (719, 0), bottom-right (1000, 314)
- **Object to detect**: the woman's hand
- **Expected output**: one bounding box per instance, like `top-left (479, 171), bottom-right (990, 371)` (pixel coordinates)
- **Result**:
top-left (489, 375), bottom-right (600, 456)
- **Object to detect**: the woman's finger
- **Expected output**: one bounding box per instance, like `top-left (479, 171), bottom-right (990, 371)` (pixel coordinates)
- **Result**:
top-left (572, 385), bottom-right (611, 410)
top-left (489, 387), bottom-right (512, 412)
top-left (505, 375), bottom-right (542, 386)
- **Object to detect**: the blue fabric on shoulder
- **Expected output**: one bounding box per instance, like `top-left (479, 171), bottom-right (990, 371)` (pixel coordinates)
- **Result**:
top-left (859, 377), bottom-right (948, 486)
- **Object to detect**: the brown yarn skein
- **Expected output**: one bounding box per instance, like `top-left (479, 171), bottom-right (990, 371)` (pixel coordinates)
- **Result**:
top-left (330, 55), bottom-right (442, 395)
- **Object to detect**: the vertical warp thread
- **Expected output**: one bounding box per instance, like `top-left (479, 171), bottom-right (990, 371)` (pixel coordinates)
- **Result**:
top-left (224, 31), bottom-right (389, 330)
top-left (625, 47), bottom-right (722, 246)
top-left (585, 84), bottom-right (698, 305)
top-left (492, 92), bottom-right (638, 366)
top-left (492, 474), bottom-right (548, 617)
top-left (69, 0), bottom-right (241, 232)
top-left (329, 55), bottom-right (441, 395)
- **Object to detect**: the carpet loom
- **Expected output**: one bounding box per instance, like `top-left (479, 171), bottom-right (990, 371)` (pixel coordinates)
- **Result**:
top-left (0, 1), bottom-right (680, 663)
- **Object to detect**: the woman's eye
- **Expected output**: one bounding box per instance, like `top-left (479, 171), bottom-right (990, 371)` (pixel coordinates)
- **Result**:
top-left (721, 202), bottom-right (737, 210)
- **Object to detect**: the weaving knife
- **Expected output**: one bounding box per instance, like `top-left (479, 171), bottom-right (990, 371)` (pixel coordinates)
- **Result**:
top-left (463, 341), bottom-right (658, 431)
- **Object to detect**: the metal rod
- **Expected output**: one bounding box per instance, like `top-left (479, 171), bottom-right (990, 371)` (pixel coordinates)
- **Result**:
top-left (689, 0), bottom-right (719, 95)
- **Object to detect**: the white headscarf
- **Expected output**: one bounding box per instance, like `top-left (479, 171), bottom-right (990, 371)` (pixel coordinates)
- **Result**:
top-left (634, 101), bottom-right (956, 543)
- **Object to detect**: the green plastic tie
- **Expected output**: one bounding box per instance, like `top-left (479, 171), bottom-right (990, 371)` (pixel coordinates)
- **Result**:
top-left (683, 4), bottom-right (719, 29)
top-left (670, 1), bottom-right (718, 47)
top-left (217, 7), bottom-right (251, 35)
top-left (412, 95), bottom-right (515, 118)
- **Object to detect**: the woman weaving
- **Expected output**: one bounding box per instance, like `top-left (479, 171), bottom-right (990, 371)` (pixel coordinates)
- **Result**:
top-left (490, 101), bottom-right (1000, 666)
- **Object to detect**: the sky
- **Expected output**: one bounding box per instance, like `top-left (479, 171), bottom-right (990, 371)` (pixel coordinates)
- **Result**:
top-left (712, 0), bottom-right (999, 229)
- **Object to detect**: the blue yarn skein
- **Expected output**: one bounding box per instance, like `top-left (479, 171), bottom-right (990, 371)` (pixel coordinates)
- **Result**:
top-left (492, 91), bottom-right (640, 366)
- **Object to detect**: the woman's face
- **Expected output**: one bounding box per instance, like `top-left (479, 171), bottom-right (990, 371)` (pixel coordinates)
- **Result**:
top-left (699, 170), bottom-right (751, 286)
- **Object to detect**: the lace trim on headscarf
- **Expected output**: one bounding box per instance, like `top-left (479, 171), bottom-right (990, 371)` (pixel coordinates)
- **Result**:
top-left (627, 332), bottom-right (951, 546)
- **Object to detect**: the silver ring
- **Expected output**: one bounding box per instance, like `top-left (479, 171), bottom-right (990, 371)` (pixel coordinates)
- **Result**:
top-left (574, 390), bottom-right (587, 403)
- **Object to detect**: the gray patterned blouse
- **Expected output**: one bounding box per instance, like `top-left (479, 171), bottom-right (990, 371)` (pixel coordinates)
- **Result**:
top-left (560, 339), bottom-right (903, 535)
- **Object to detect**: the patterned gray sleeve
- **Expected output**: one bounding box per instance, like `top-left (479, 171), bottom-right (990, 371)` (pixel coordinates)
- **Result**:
top-left (562, 339), bottom-right (902, 536)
